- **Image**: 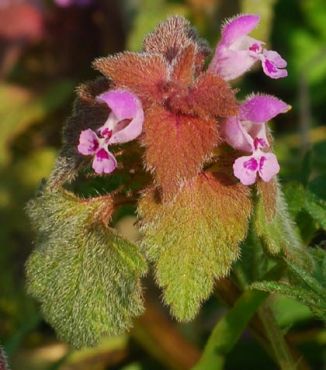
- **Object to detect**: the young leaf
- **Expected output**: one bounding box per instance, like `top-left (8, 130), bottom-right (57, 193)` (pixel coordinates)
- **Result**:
top-left (26, 190), bottom-right (147, 348)
top-left (138, 172), bottom-right (251, 321)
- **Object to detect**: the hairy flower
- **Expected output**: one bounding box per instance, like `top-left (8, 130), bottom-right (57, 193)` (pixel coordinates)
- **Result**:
top-left (77, 89), bottom-right (144, 174)
top-left (209, 14), bottom-right (288, 80)
top-left (223, 95), bottom-right (289, 185)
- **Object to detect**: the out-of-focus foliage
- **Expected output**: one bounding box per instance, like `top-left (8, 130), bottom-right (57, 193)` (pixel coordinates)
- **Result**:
top-left (0, 0), bottom-right (325, 369)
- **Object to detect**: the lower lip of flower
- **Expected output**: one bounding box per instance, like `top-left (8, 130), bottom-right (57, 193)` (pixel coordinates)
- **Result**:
top-left (264, 59), bottom-right (277, 74)
top-left (244, 157), bottom-right (258, 171)
top-left (259, 156), bottom-right (266, 169)
top-left (96, 148), bottom-right (109, 161)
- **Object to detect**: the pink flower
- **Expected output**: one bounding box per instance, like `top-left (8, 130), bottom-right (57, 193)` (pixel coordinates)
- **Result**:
top-left (223, 94), bottom-right (290, 152)
top-left (77, 89), bottom-right (144, 175)
top-left (208, 14), bottom-right (288, 80)
top-left (96, 89), bottom-right (144, 144)
top-left (223, 94), bottom-right (290, 185)
top-left (233, 151), bottom-right (280, 185)
top-left (78, 129), bottom-right (117, 174)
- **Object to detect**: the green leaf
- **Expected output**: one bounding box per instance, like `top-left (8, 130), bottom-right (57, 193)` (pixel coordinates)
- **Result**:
top-left (252, 281), bottom-right (319, 309)
top-left (273, 297), bottom-right (313, 328)
top-left (139, 173), bottom-right (251, 321)
top-left (193, 290), bottom-right (267, 370)
top-left (284, 182), bottom-right (306, 217)
top-left (305, 191), bottom-right (326, 230)
top-left (252, 253), bottom-right (326, 322)
top-left (254, 181), bottom-right (304, 260)
top-left (286, 256), bottom-right (325, 297)
top-left (26, 190), bottom-right (147, 348)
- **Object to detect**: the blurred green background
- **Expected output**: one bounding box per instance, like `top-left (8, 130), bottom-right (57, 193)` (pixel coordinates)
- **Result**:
top-left (0, 0), bottom-right (325, 369)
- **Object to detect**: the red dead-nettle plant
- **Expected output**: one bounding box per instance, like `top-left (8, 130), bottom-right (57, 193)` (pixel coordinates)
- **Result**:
top-left (26, 15), bottom-right (323, 352)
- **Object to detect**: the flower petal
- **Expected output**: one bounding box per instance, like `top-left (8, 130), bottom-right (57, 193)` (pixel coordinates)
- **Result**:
top-left (77, 129), bottom-right (99, 155)
top-left (233, 155), bottom-right (258, 185)
top-left (258, 152), bottom-right (280, 182)
top-left (261, 50), bottom-right (288, 79)
top-left (92, 148), bottom-right (117, 174)
top-left (97, 89), bottom-right (144, 144)
top-left (221, 14), bottom-right (260, 46)
top-left (223, 117), bottom-right (253, 152)
top-left (208, 14), bottom-right (261, 80)
top-left (209, 48), bottom-right (257, 81)
top-left (240, 94), bottom-right (290, 123)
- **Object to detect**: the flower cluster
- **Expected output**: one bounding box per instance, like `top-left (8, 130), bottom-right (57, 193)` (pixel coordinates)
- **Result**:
top-left (77, 14), bottom-right (288, 187)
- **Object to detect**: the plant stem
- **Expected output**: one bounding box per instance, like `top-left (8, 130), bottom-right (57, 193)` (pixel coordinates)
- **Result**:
top-left (215, 278), bottom-right (311, 370)
top-left (193, 290), bottom-right (268, 370)
top-left (258, 302), bottom-right (298, 370)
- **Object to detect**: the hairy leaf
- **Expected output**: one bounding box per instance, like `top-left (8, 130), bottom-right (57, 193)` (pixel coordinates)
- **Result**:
top-left (26, 190), bottom-right (147, 348)
top-left (143, 15), bottom-right (210, 67)
top-left (252, 252), bottom-right (326, 322)
top-left (143, 105), bottom-right (219, 199)
top-left (168, 72), bottom-right (238, 120)
top-left (305, 191), bottom-right (326, 230)
top-left (138, 173), bottom-right (251, 321)
top-left (93, 53), bottom-right (167, 107)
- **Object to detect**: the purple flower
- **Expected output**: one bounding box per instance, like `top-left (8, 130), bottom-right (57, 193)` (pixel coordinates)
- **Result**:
top-left (223, 94), bottom-right (289, 152)
top-left (78, 129), bottom-right (117, 174)
top-left (208, 14), bottom-right (288, 80)
top-left (77, 89), bottom-right (144, 175)
top-left (223, 94), bottom-right (290, 185)
top-left (54, 0), bottom-right (92, 7)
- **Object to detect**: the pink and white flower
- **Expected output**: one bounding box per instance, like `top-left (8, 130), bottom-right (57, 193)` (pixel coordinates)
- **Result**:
top-left (233, 151), bottom-right (280, 186)
top-left (223, 94), bottom-right (290, 185)
top-left (209, 14), bottom-right (288, 80)
top-left (77, 89), bottom-right (144, 175)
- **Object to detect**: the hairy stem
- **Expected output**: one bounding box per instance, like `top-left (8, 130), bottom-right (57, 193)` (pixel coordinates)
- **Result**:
top-left (258, 302), bottom-right (298, 370)
top-left (193, 290), bottom-right (268, 370)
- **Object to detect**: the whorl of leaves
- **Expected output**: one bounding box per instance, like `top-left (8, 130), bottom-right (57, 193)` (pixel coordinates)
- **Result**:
top-left (26, 190), bottom-right (147, 348)
top-left (138, 172), bottom-right (252, 321)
